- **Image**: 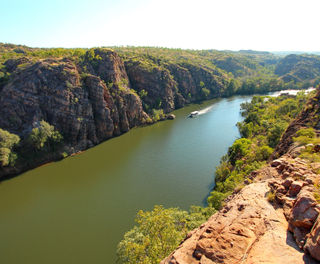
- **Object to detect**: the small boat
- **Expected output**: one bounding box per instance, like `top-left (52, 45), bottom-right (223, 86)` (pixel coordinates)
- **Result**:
top-left (188, 111), bottom-right (199, 118)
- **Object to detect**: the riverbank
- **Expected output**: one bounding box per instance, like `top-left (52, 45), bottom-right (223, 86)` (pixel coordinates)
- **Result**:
top-left (0, 96), bottom-right (252, 264)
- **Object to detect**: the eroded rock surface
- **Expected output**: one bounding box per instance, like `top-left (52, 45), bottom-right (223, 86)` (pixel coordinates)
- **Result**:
top-left (162, 156), bottom-right (320, 264)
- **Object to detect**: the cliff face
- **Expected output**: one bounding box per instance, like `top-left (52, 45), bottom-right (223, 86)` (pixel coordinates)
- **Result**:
top-left (0, 52), bottom-right (147, 152)
top-left (162, 91), bottom-right (320, 263)
top-left (0, 48), bottom-right (231, 178)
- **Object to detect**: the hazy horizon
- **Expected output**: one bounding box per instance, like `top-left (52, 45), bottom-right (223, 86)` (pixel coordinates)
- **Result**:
top-left (1, 0), bottom-right (320, 52)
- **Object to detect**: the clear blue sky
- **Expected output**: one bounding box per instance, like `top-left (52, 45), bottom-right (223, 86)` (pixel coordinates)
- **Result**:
top-left (1, 0), bottom-right (319, 51)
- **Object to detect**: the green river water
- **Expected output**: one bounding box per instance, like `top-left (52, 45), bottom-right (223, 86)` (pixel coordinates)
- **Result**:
top-left (0, 95), bottom-right (253, 264)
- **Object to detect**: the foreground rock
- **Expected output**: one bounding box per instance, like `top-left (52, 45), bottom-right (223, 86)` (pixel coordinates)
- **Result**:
top-left (162, 156), bottom-right (320, 264)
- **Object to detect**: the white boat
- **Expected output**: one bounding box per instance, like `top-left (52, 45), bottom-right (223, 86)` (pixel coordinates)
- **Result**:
top-left (188, 111), bottom-right (199, 118)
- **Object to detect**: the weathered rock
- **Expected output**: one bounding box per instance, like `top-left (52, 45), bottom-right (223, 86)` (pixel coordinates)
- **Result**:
top-left (271, 159), bottom-right (283, 167)
top-left (305, 215), bottom-right (320, 261)
top-left (289, 181), bottom-right (303, 197)
top-left (167, 114), bottom-right (176, 120)
top-left (162, 155), bottom-right (320, 263)
top-left (162, 181), bottom-right (317, 264)
top-left (282, 178), bottom-right (294, 189)
top-left (288, 187), bottom-right (320, 247)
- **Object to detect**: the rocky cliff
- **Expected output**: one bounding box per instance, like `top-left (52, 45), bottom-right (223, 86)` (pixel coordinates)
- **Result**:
top-left (0, 48), bottom-right (231, 178)
top-left (162, 156), bottom-right (320, 263)
top-left (162, 91), bottom-right (320, 263)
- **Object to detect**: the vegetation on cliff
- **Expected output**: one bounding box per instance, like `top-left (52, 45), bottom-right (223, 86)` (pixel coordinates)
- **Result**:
top-left (207, 91), bottom-right (313, 209)
top-left (117, 205), bottom-right (215, 264)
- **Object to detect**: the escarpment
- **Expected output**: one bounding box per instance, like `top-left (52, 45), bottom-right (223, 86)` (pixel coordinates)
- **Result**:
top-left (0, 48), bottom-right (231, 178)
top-left (0, 53), bottom-right (146, 150)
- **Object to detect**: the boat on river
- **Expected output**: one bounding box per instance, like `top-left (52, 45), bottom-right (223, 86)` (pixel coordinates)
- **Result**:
top-left (188, 111), bottom-right (199, 118)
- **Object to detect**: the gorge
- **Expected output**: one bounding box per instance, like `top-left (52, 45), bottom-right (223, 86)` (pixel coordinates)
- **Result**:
top-left (1, 44), bottom-right (320, 264)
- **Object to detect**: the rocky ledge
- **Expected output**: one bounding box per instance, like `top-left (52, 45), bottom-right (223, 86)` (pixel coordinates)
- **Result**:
top-left (161, 156), bottom-right (320, 264)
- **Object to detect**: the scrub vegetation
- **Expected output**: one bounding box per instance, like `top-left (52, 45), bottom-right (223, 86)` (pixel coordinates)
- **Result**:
top-left (207, 91), bottom-right (312, 209)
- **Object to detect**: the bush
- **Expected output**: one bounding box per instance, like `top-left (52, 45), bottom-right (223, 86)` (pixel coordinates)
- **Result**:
top-left (228, 138), bottom-right (252, 165)
top-left (295, 128), bottom-right (316, 138)
top-left (267, 122), bottom-right (287, 147)
top-left (28, 120), bottom-right (63, 151)
top-left (201, 88), bottom-right (210, 97)
top-left (117, 205), bottom-right (215, 264)
top-left (0, 128), bottom-right (20, 167)
top-left (207, 191), bottom-right (229, 210)
top-left (267, 191), bottom-right (276, 203)
top-left (256, 145), bottom-right (273, 161)
top-left (151, 109), bottom-right (165, 121)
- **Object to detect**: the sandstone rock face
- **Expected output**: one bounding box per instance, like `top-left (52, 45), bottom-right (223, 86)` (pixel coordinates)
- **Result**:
top-left (124, 60), bottom-right (227, 113)
top-left (305, 215), bottom-right (320, 261)
top-left (162, 156), bottom-right (320, 264)
top-left (0, 50), bottom-right (148, 176)
top-left (0, 48), bottom-right (232, 178)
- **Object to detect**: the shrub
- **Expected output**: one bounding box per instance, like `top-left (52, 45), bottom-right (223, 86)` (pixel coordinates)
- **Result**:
top-left (28, 120), bottom-right (63, 151)
top-left (267, 191), bottom-right (276, 203)
top-left (256, 145), bottom-right (273, 161)
top-left (0, 128), bottom-right (20, 167)
top-left (228, 138), bottom-right (252, 165)
top-left (117, 205), bottom-right (215, 264)
top-left (296, 128), bottom-right (316, 138)
top-left (201, 88), bottom-right (210, 97)
top-left (152, 109), bottom-right (165, 121)
top-left (267, 122), bottom-right (287, 147)
top-left (207, 191), bottom-right (229, 210)
top-left (138, 89), bottom-right (148, 98)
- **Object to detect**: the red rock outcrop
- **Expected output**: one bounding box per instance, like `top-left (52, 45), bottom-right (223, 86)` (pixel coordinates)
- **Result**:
top-left (162, 156), bottom-right (320, 264)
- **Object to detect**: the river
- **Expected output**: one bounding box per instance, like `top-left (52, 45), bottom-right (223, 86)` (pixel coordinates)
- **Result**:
top-left (0, 95), bottom-right (261, 263)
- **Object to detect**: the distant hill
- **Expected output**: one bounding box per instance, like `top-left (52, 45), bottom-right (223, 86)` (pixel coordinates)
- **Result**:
top-left (275, 54), bottom-right (320, 83)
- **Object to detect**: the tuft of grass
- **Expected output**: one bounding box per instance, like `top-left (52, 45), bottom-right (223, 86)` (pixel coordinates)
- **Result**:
top-left (267, 190), bottom-right (276, 203)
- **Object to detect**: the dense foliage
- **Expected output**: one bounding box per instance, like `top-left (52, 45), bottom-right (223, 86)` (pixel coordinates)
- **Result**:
top-left (117, 205), bottom-right (215, 264)
top-left (0, 120), bottom-right (63, 170)
top-left (207, 91), bottom-right (312, 209)
top-left (0, 128), bottom-right (20, 166)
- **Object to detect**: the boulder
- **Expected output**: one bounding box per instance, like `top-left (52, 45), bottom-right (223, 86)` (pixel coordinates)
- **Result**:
top-left (289, 181), bottom-right (303, 197)
top-left (304, 215), bottom-right (320, 261)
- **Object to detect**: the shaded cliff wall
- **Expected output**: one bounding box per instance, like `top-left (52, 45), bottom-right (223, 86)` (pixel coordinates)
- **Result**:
top-left (0, 48), bottom-right (230, 177)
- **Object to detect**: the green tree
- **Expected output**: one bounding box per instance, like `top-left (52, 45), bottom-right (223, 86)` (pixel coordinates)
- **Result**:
top-left (0, 128), bottom-right (20, 166)
top-left (28, 120), bottom-right (62, 150)
top-left (256, 145), bottom-right (273, 161)
top-left (267, 122), bottom-right (287, 147)
top-left (228, 138), bottom-right (252, 165)
top-left (117, 205), bottom-right (215, 264)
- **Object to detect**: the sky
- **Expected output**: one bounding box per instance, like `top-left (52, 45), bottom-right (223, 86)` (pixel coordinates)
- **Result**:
top-left (1, 0), bottom-right (319, 51)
